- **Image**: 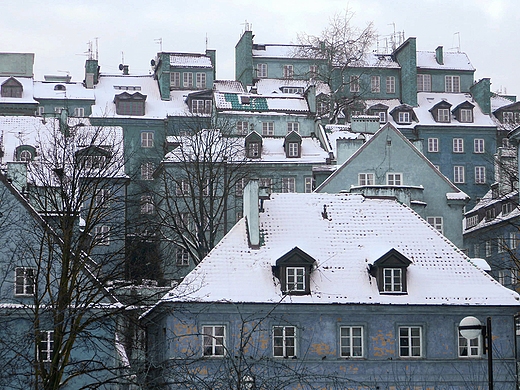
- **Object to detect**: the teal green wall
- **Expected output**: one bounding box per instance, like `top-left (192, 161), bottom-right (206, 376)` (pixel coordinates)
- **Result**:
top-left (394, 38), bottom-right (417, 106)
top-left (235, 30), bottom-right (254, 87)
top-left (470, 78), bottom-right (492, 115)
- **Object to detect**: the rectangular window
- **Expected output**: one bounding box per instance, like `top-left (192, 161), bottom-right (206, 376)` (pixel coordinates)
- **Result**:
top-left (386, 76), bottom-right (396, 94)
top-left (473, 243), bottom-right (480, 257)
top-left (475, 166), bottom-right (486, 184)
top-left (503, 112), bottom-right (514, 123)
top-left (192, 99), bottom-right (211, 114)
top-left (202, 325), bottom-right (225, 356)
top-left (427, 217), bottom-right (443, 234)
top-left (247, 142), bottom-right (260, 158)
top-left (510, 232), bottom-right (518, 249)
top-left (485, 240), bottom-right (492, 257)
top-left (453, 166), bottom-right (465, 183)
top-left (466, 215), bottom-right (479, 228)
top-left (15, 267), bottom-right (35, 296)
top-left (37, 106), bottom-right (45, 116)
top-left (38, 330), bottom-right (54, 362)
top-left (387, 173), bottom-right (402, 186)
top-left (141, 162), bottom-right (154, 180)
top-left (498, 270), bottom-right (507, 285)
top-left (304, 177), bottom-right (313, 193)
top-left (257, 63), bottom-right (268, 78)
top-left (259, 177), bottom-right (272, 192)
top-left (273, 326), bottom-right (296, 357)
top-left (460, 109), bottom-right (473, 122)
top-left (309, 65), bottom-right (318, 76)
top-left (176, 180), bottom-right (190, 197)
top-left (235, 178), bottom-right (246, 197)
top-left (350, 76), bottom-right (360, 93)
top-left (445, 75), bottom-right (461, 93)
top-left (140, 196), bottom-right (154, 214)
top-left (288, 142), bottom-right (299, 157)
top-left (399, 326), bottom-right (422, 357)
top-left (283, 65), bottom-right (294, 79)
top-left (94, 189), bottom-right (109, 208)
top-left (196, 73), bottom-right (206, 89)
top-left (428, 138), bottom-right (439, 153)
top-left (183, 72), bottom-right (193, 88)
top-left (383, 268), bottom-right (403, 292)
top-left (262, 122), bottom-right (274, 136)
top-left (176, 246), bottom-right (189, 266)
top-left (94, 225), bottom-right (110, 245)
top-left (459, 334), bottom-right (481, 357)
top-left (398, 111), bottom-right (410, 123)
top-left (498, 236), bottom-right (506, 253)
top-left (73, 107), bottom-right (84, 117)
top-left (237, 121), bottom-right (249, 135)
top-left (503, 202), bottom-right (514, 215)
top-left (437, 108), bottom-right (450, 122)
top-left (340, 326), bottom-right (363, 357)
top-left (453, 138), bottom-right (464, 153)
top-left (474, 139), bottom-right (485, 153)
top-left (371, 76), bottom-right (381, 93)
top-left (54, 107), bottom-right (64, 114)
top-left (486, 208), bottom-right (496, 221)
top-left (286, 267), bottom-right (305, 291)
top-left (141, 131), bottom-right (154, 148)
top-left (170, 72), bottom-right (181, 87)
top-left (317, 102), bottom-right (328, 116)
top-left (358, 173), bottom-right (374, 186)
top-left (417, 74), bottom-right (431, 92)
top-left (287, 122), bottom-right (299, 133)
top-left (378, 111), bottom-right (387, 123)
top-left (281, 177), bottom-right (296, 193)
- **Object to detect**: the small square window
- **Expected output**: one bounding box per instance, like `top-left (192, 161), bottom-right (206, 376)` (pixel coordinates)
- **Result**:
top-left (437, 108), bottom-right (450, 122)
top-left (387, 173), bottom-right (402, 186)
top-left (203, 325), bottom-right (225, 356)
top-left (427, 217), bottom-right (443, 234)
top-left (340, 326), bottom-right (363, 357)
top-left (73, 107), bottom-right (85, 117)
top-left (358, 173), bottom-right (374, 186)
top-left (237, 121), bottom-right (249, 135)
top-left (15, 267), bottom-right (35, 296)
top-left (398, 111), bottom-right (410, 124)
top-left (417, 74), bottom-right (431, 92)
top-left (273, 326), bottom-right (296, 357)
top-left (287, 122), bottom-right (299, 133)
top-left (170, 72), bottom-right (181, 87)
top-left (247, 142), bottom-right (261, 158)
top-left (399, 326), bottom-right (422, 357)
top-left (445, 75), bottom-right (460, 93)
top-left (383, 268), bottom-right (403, 292)
top-left (176, 180), bottom-right (191, 197)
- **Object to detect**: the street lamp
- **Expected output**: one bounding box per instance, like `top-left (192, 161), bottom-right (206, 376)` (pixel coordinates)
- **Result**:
top-left (459, 316), bottom-right (493, 390)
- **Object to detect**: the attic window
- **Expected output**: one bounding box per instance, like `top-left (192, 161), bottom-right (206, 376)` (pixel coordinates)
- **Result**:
top-left (247, 142), bottom-right (261, 158)
top-left (1, 77), bottom-right (23, 98)
top-left (54, 84), bottom-right (66, 91)
top-left (398, 112), bottom-right (410, 124)
top-left (281, 87), bottom-right (303, 94)
top-left (368, 249), bottom-right (412, 295)
top-left (273, 247), bottom-right (316, 295)
top-left (114, 92), bottom-right (146, 116)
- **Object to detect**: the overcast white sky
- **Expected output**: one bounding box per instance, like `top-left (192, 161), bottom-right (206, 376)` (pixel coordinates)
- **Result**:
top-left (2, 0), bottom-right (519, 97)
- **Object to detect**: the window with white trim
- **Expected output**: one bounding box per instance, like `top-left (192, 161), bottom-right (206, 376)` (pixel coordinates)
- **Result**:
top-left (399, 326), bottom-right (422, 357)
top-left (371, 76), bottom-right (381, 93)
top-left (140, 196), bottom-right (154, 215)
top-left (183, 72), bottom-right (193, 88)
top-left (350, 76), bottom-right (360, 93)
top-left (15, 267), bottom-right (35, 296)
top-left (304, 177), bottom-right (313, 193)
top-left (475, 166), bottom-right (486, 184)
top-left (510, 232), bottom-right (518, 249)
top-left (340, 326), bottom-right (363, 358)
top-left (466, 215), bottom-right (479, 228)
top-left (459, 334), bottom-right (481, 357)
top-left (259, 177), bottom-right (272, 193)
top-left (73, 107), bottom-right (85, 117)
top-left (288, 142), bottom-right (299, 157)
top-left (378, 111), bottom-right (387, 123)
top-left (37, 106), bottom-right (45, 116)
top-left (257, 63), bottom-right (268, 78)
top-left (281, 177), bottom-right (296, 193)
top-left (485, 240), bottom-right (492, 257)
top-left (387, 173), bottom-right (402, 186)
top-left (453, 138), bottom-right (464, 153)
top-left (317, 101), bottom-right (328, 116)
top-left (286, 267), bottom-right (305, 292)
top-left (273, 326), bottom-right (296, 357)
top-left (437, 108), bottom-right (450, 122)
top-left (427, 217), bottom-right (443, 234)
top-left (235, 178), bottom-right (246, 197)
top-left (94, 225), bottom-right (110, 245)
top-left (170, 72), bottom-right (181, 87)
top-left (196, 73), bottom-right (206, 89)
top-left (94, 189), bottom-right (109, 208)
top-left (283, 65), bottom-right (294, 79)
top-left (247, 142), bottom-right (260, 158)
top-left (287, 122), bottom-right (299, 133)
top-left (358, 173), bottom-right (374, 186)
top-left (19, 150), bottom-right (32, 162)
top-left (445, 75), bottom-right (461, 92)
top-left (54, 107), bottom-right (64, 114)
top-left (141, 131), bottom-right (154, 148)
top-left (383, 268), bottom-right (403, 292)
top-left (141, 162), bottom-right (154, 180)
top-left (176, 179), bottom-right (190, 197)
top-left (202, 325), bottom-right (225, 356)
top-left (486, 207), bottom-right (496, 221)
top-left (262, 122), bottom-right (274, 136)
top-left (473, 243), bottom-right (480, 257)
top-left (460, 108), bottom-right (473, 122)
top-left (498, 270), bottom-right (507, 285)
top-left (498, 236), bottom-right (506, 253)
top-left (428, 138), bottom-right (439, 153)
top-left (474, 139), bottom-right (484, 153)
top-left (503, 202), bottom-right (514, 215)
top-left (309, 65), bottom-right (318, 76)
top-left (176, 246), bottom-right (189, 266)
top-left (417, 74), bottom-right (431, 92)
top-left (453, 166), bottom-right (465, 183)
top-left (237, 121), bottom-right (249, 135)
top-left (503, 112), bottom-right (514, 123)
top-left (398, 111), bottom-right (410, 123)
top-left (38, 330), bottom-right (54, 362)
top-left (386, 76), bottom-right (395, 94)
top-left (191, 99), bottom-right (211, 115)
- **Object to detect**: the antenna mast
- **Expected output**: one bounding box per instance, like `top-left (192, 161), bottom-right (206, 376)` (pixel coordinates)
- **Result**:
top-left (154, 38), bottom-right (163, 52)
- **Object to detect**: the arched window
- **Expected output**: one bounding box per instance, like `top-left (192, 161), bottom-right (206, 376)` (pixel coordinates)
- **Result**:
top-left (19, 150), bottom-right (32, 161)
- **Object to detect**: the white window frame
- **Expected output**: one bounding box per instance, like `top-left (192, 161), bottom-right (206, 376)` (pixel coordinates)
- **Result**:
top-left (202, 325), bottom-right (226, 357)
top-left (257, 63), bottom-right (268, 78)
top-left (183, 72), bottom-right (193, 88)
top-left (192, 99), bottom-right (211, 115)
top-left (140, 195), bottom-right (154, 215)
top-left (235, 178), bottom-right (246, 197)
top-left (176, 179), bottom-right (190, 197)
top-left (287, 122), bottom-right (299, 133)
top-left (340, 326), bottom-right (364, 358)
top-left (196, 72), bottom-right (206, 89)
top-left (286, 266), bottom-right (305, 292)
top-left (474, 139), bottom-right (485, 153)
top-left (398, 111), bottom-right (410, 124)
top-left (170, 72), bottom-right (181, 87)
top-left (383, 268), bottom-right (403, 292)
top-left (94, 225), bottom-right (110, 245)
top-left (349, 76), bottom-right (360, 93)
top-left (386, 76), bottom-right (396, 94)
top-left (15, 267), bottom-right (35, 296)
top-left (387, 173), bottom-right (402, 186)
top-left (445, 75), bottom-right (461, 93)
top-left (54, 107), bottom-right (64, 114)
top-left (399, 326), bottom-right (422, 357)
top-left (427, 138), bottom-right (439, 153)
top-left (247, 142), bottom-right (260, 158)
top-left (417, 74), bottom-right (431, 92)
top-left (304, 177), bottom-right (313, 193)
top-left (237, 121), bottom-right (249, 135)
top-left (475, 166), bottom-right (486, 184)
top-left (358, 173), bottom-right (374, 186)
top-left (141, 162), bottom-right (154, 181)
top-left (283, 65), bottom-right (294, 79)
top-left (453, 166), bottom-right (465, 184)
top-left (453, 138), bottom-right (464, 153)
top-left (19, 149), bottom-right (32, 161)
top-left (176, 246), bottom-right (189, 266)
top-left (427, 217), bottom-right (443, 234)
top-left (281, 177), bottom-right (296, 193)
top-left (288, 142), bottom-right (299, 157)
top-left (309, 65), bottom-right (318, 76)
top-left (37, 106), bottom-right (45, 116)
top-left (371, 75), bottom-right (381, 93)
top-left (437, 108), bottom-right (450, 122)
top-left (141, 131), bottom-right (154, 148)
top-left (485, 240), bottom-right (492, 257)
top-left (460, 108), bottom-right (473, 123)
top-left (94, 189), bottom-right (109, 208)
top-left (262, 122), bottom-right (274, 136)
top-left (73, 107), bottom-right (85, 117)
top-left (38, 330), bottom-right (54, 362)
top-left (498, 236), bottom-right (506, 253)
top-left (459, 334), bottom-right (482, 358)
top-left (378, 111), bottom-right (387, 123)
top-left (273, 326), bottom-right (296, 358)
top-left (510, 232), bottom-right (518, 250)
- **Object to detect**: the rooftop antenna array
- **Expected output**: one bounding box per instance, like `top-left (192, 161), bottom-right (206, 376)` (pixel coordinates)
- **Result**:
top-left (375, 24), bottom-right (404, 54)
top-left (154, 38), bottom-right (163, 52)
top-left (242, 20), bottom-right (252, 34)
top-left (450, 32), bottom-right (461, 52)
top-left (86, 38), bottom-right (99, 60)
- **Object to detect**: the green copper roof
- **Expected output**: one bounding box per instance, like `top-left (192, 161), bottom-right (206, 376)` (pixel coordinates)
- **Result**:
top-left (224, 93), bottom-right (269, 111)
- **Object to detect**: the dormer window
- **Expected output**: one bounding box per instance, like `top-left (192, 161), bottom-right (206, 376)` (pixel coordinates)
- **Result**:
top-left (398, 112), bottom-right (410, 123)
top-left (281, 87), bottom-right (303, 94)
top-left (367, 103), bottom-right (388, 124)
top-left (1, 77), bottom-right (23, 98)
top-left (272, 247), bottom-right (316, 295)
top-left (368, 248), bottom-right (412, 294)
top-left (284, 131), bottom-right (302, 158)
top-left (192, 99), bottom-right (211, 114)
top-left (15, 145), bottom-right (36, 162)
top-left (114, 92), bottom-right (146, 116)
top-left (453, 101), bottom-right (474, 123)
top-left (437, 108), bottom-right (450, 122)
top-left (245, 131), bottom-right (263, 159)
top-left (390, 105), bottom-right (415, 125)
top-left (76, 146), bottom-right (111, 170)
top-left (54, 84), bottom-right (66, 91)
top-left (430, 101), bottom-right (452, 123)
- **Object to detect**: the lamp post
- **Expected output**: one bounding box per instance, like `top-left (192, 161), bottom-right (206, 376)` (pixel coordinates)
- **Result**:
top-left (459, 316), bottom-right (493, 390)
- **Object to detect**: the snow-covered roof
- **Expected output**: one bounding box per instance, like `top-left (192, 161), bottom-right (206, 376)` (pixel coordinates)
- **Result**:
top-left (252, 44), bottom-right (309, 59)
top-left (33, 81), bottom-right (95, 100)
top-left (157, 193), bottom-right (519, 306)
top-left (351, 53), bottom-right (400, 69)
top-left (254, 78), bottom-right (331, 96)
top-left (213, 80), bottom-right (246, 93)
top-left (464, 190), bottom-right (520, 234)
top-left (169, 53), bottom-right (212, 68)
top-left (0, 76), bottom-right (37, 104)
top-left (416, 51), bottom-right (475, 71)
top-left (214, 91), bottom-right (310, 113)
top-left (491, 94), bottom-right (517, 112)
